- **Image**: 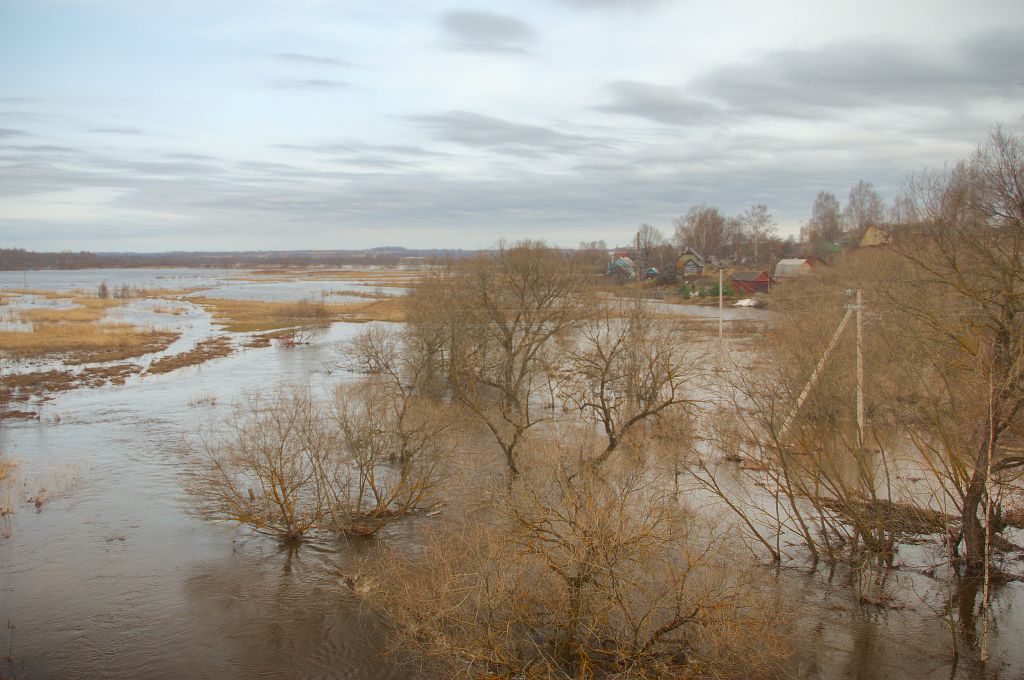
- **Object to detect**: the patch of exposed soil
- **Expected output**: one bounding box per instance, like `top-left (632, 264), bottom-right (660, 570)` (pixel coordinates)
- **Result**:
top-left (147, 336), bottom-right (234, 374)
top-left (1, 364), bottom-right (143, 401)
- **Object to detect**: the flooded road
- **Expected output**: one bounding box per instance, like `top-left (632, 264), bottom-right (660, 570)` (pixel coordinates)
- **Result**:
top-left (1, 269), bottom-right (1022, 679)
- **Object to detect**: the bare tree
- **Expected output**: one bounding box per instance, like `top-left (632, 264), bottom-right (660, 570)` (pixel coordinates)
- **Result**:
top-left (187, 381), bottom-right (449, 540)
top-left (886, 127), bottom-right (1024, 576)
top-left (558, 299), bottom-right (702, 469)
top-left (188, 384), bottom-right (326, 541)
top-left (844, 180), bottom-right (886, 237)
top-left (673, 205), bottom-right (727, 262)
top-left (742, 204), bottom-right (778, 265)
top-left (368, 446), bottom-right (787, 679)
top-left (408, 241), bottom-right (592, 476)
top-left (319, 382), bottom-right (446, 535)
top-left (889, 192), bottom-right (920, 224)
top-left (808, 191), bottom-right (843, 245)
top-left (634, 223), bottom-right (664, 269)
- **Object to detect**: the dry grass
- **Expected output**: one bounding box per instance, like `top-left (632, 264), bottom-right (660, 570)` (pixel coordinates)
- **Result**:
top-left (0, 410), bottom-right (37, 420)
top-left (19, 306), bottom-right (105, 323)
top-left (192, 295), bottom-right (406, 331)
top-left (240, 268), bottom-right (428, 284)
top-left (0, 455), bottom-right (16, 482)
top-left (343, 297), bottom-right (406, 322)
top-left (1, 364), bottom-right (143, 400)
top-left (0, 321), bottom-right (179, 362)
top-left (153, 305), bottom-right (186, 315)
top-left (1, 288), bottom-right (75, 299)
top-left (147, 336), bottom-right (234, 374)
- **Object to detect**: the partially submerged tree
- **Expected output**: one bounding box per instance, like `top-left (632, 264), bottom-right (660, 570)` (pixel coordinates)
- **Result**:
top-left (558, 299), bottom-right (702, 469)
top-left (886, 127), bottom-right (1024, 576)
top-left (369, 445), bottom-right (787, 679)
top-left (188, 385), bottom-right (326, 541)
top-left (187, 382), bottom-right (449, 541)
top-left (408, 241), bottom-right (592, 476)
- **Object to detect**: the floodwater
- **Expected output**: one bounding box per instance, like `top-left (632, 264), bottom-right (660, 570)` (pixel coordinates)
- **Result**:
top-left (1, 269), bottom-right (1022, 679)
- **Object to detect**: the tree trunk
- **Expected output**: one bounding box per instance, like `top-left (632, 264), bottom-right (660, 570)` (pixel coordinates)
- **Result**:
top-left (961, 436), bottom-right (993, 576)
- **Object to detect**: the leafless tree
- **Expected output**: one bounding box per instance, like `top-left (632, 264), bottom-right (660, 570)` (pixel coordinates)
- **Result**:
top-left (742, 204), bottom-right (778, 265)
top-left (187, 384), bottom-right (327, 541)
top-left (885, 126), bottom-right (1024, 576)
top-left (808, 191), bottom-right (843, 245)
top-left (558, 299), bottom-right (702, 469)
top-left (407, 241), bottom-right (592, 476)
top-left (318, 382), bottom-right (446, 535)
top-left (187, 381), bottom-right (449, 540)
top-left (634, 223), bottom-right (664, 269)
top-left (889, 192), bottom-right (920, 224)
top-left (368, 444), bottom-right (788, 679)
top-left (673, 205), bottom-right (727, 262)
top-left (844, 180), bottom-right (886, 237)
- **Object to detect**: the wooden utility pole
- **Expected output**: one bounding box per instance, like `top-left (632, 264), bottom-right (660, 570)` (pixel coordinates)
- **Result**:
top-left (856, 288), bottom-right (864, 444)
top-left (718, 267), bottom-right (724, 343)
top-left (778, 306), bottom-right (854, 442)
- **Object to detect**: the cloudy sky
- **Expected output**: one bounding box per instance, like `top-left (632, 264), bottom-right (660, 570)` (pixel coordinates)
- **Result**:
top-left (1, 0), bottom-right (1021, 252)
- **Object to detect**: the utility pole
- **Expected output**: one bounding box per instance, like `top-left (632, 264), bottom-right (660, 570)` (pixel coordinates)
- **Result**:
top-left (718, 267), bottom-right (724, 343)
top-left (856, 288), bottom-right (864, 444)
top-left (778, 305), bottom-right (854, 442)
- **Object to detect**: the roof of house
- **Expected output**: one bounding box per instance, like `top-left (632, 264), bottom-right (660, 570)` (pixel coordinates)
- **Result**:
top-left (677, 248), bottom-right (705, 264)
top-left (774, 258), bottom-right (813, 277)
top-left (729, 270), bottom-right (770, 281)
top-left (608, 256), bottom-right (635, 271)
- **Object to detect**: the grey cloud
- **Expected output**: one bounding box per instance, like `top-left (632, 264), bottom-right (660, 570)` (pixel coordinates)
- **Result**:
top-left (411, 111), bottom-right (608, 157)
top-left (441, 10), bottom-right (536, 53)
top-left (598, 30), bottom-right (1024, 127)
top-left (165, 152), bottom-right (217, 161)
top-left (273, 52), bottom-right (352, 67)
top-left (696, 31), bottom-right (1024, 117)
top-left (272, 78), bottom-right (348, 90)
top-left (597, 80), bottom-right (728, 126)
top-left (4, 144), bottom-right (79, 154)
top-left (557, 0), bottom-right (668, 8)
top-left (275, 141), bottom-right (449, 158)
top-left (0, 128), bottom-right (27, 138)
top-left (92, 126), bottom-right (145, 134)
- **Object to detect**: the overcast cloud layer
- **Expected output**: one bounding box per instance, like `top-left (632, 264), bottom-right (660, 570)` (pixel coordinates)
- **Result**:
top-left (0, 0), bottom-right (1022, 251)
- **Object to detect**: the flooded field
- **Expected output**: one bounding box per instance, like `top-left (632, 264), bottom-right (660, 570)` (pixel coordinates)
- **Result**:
top-left (1, 269), bottom-right (1021, 679)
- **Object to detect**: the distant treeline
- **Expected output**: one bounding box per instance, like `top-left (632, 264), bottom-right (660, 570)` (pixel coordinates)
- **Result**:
top-left (0, 247), bottom-right (480, 271)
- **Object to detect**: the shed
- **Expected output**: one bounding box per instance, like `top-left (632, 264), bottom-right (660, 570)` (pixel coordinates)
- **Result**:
top-left (676, 248), bottom-right (705, 277)
top-left (859, 225), bottom-right (891, 248)
top-left (773, 257), bottom-right (821, 280)
top-left (607, 256), bottom-right (636, 283)
top-left (729, 270), bottom-right (773, 294)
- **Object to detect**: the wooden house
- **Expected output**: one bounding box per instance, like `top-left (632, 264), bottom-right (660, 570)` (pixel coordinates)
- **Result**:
top-left (729, 270), bottom-right (773, 294)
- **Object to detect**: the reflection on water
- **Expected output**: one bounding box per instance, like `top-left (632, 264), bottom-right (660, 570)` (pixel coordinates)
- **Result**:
top-left (0, 270), bottom-right (1021, 679)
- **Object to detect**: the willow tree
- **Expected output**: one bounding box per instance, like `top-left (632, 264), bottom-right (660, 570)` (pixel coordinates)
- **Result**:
top-left (407, 241), bottom-right (591, 476)
top-left (890, 127), bottom-right (1024, 575)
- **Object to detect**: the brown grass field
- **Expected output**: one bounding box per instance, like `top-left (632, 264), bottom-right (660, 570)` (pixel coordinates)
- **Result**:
top-left (191, 296), bottom-right (406, 331)
top-left (0, 322), bottom-right (179, 363)
top-left (147, 336), bottom-right (234, 374)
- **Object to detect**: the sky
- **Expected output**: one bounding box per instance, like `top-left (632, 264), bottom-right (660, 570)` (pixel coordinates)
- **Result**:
top-left (0, 0), bottom-right (1022, 252)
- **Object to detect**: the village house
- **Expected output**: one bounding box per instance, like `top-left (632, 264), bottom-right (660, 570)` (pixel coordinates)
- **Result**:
top-left (729, 270), bottom-right (773, 294)
top-left (676, 248), bottom-right (705, 278)
top-left (773, 256), bottom-right (824, 280)
top-left (859, 225), bottom-right (891, 248)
